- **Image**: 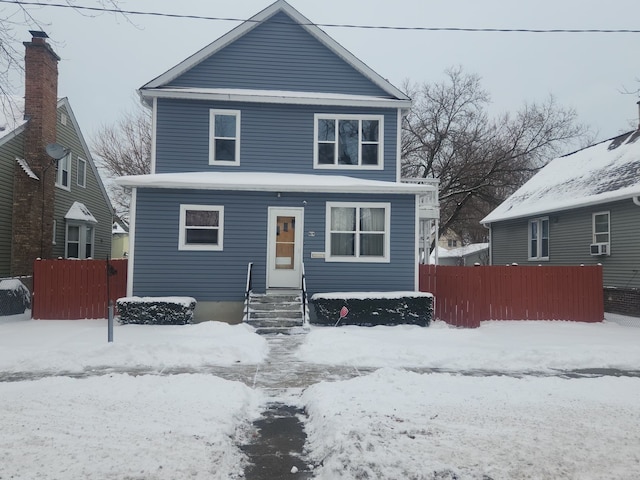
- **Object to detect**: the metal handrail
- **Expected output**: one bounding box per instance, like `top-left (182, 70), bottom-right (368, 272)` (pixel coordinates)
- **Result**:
top-left (301, 262), bottom-right (308, 326)
top-left (244, 262), bottom-right (253, 322)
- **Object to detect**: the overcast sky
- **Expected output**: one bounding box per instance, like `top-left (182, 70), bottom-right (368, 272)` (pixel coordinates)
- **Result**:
top-left (6, 0), bottom-right (640, 147)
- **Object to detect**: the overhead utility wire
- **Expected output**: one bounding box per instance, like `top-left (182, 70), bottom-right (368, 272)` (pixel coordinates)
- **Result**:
top-left (1, 0), bottom-right (640, 33)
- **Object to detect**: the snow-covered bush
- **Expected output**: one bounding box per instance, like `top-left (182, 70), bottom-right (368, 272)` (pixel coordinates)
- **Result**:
top-left (116, 296), bottom-right (196, 325)
top-left (311, 292), bottom-right (433, 327)
top-left (0, 279), bottom-right (31, 316)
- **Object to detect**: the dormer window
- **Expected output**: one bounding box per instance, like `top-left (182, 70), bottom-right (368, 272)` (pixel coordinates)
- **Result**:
top-left (209, 109), bottom-right (240, 166)
top-left (314, 114), bottom-right (383, 169)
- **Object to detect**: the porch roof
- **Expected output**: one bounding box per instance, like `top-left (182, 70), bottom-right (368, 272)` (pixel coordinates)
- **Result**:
top-left (116, 172), bottom-right (435, 195)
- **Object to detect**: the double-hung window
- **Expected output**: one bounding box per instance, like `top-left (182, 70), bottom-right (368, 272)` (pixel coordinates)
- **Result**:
top-left (56, 152), bottom-right (71, 190)
top-left (65, 223), bottom-right (95, 259)
top-left (315, 114), bottom-right (383, 169)
top-left (529, 217), bottom-right (549, 260)
top-left (326, 202), bottom-right (390, 262)
top-left (77, 157), bottom-right (86, 188)
top-left (209, 109), bottom-right (240, 165)
top-left (592, 211), bottom-right (610, 250)
top-left (179, 205), bottom-right (224, 251)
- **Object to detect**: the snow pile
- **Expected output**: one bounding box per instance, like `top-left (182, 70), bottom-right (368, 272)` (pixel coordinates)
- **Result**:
top-left (0, 320), bottom-right (267, 373)
top-left (0, 374), bottom-right (264, 479)
top-left (303, 369), bottom-right (640, 479)
top-left (297, 320), bottom-right (640, 371)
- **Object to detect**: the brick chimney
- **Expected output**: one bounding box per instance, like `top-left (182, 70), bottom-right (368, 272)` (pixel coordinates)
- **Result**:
top-left (10, 31), bottom-right (60, 276)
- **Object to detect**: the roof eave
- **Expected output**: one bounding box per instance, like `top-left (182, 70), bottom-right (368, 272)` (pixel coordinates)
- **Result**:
top-left (140, 88), bottom-right (411, 109)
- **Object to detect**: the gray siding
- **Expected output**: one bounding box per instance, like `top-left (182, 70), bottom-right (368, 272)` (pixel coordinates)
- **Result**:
top-left (52, 104), bottom-right (112, 260)
top-left (155, 99), bottom-right (398, 182)
top-left (168, 11), bottom-right (389, 97)
top-left (132, 189), bottom-right (416, 301)
top-left (490, 199), bottom-right (640, 288)
top-left (0, 133), bottom-right (23, 276)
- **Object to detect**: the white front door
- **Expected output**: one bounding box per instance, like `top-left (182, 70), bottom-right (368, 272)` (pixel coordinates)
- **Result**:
top-left (267, 207), bottom-right (304, 289)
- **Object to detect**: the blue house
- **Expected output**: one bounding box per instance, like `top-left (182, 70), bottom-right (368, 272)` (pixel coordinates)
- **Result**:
top-left (117, 0), bottom-right (438, 322)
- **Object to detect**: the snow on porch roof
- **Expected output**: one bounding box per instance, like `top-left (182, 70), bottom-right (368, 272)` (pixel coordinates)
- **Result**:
top-left (65, 201), bottom-right (97, 223)
top-left (482, 129), bottom-right (640, 224)
top-left (116, 172), bottom-right (435, 195)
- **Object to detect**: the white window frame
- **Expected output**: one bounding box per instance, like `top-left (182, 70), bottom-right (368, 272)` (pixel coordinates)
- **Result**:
top-left (209, 109), bottom-right (241, 166)
top-left (178, 204), bottom-right (224, 251)
top-left (64, 222), bottom-right (95, 259)
top-left (77, 157), bottom-right (86, 188)
top-left (592, 211), bottom-right (611, 248)
top-left (528, 217), bottom-right (549, 261)
top-left (314, 114), bottom-right (384, 170)
top-left (325, 202), bottom-right (390, 263)
top-left (55, 152), bottom-right (71, 190)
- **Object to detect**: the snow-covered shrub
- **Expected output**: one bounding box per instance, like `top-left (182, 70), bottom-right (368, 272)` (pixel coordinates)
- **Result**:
top-left (0, 279), bottom-right (31, 316)
top-left (311, 292), bottom-right (433, 327)
top-left (116, 296), bottom-right (197, 325)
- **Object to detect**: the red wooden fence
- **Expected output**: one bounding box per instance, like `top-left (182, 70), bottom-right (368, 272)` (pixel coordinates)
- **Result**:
top-left (33, 259), bottom-right (128, 320)
top-left (419, 265), bottom-right (604, 328)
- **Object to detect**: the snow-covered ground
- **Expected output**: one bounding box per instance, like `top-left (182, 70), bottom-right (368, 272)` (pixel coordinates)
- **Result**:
top-left (0, 317), bottom-right (639, 479)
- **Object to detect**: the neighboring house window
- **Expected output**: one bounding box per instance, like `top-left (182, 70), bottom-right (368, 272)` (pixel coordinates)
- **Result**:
top-left (447, 239), bottom-right (457, 248)
top-left (529, 217), bottom-right (549, 260)
top-left (56, 152), bottom-right (71, 189)
top-left (179, 204), bottom-right (224, 251)
top-left (77, 157), bottom-right (86, 187)
top-left (65, 223), bottom-right (94, 259)
top-left (314, 114), bottom-right (383, 169)
top-left (325, 202), bottom-right (390, 262)
top-left (593, 212), bottom-right (610, 244)
top-left (209, 110), bottom-right (240, 165)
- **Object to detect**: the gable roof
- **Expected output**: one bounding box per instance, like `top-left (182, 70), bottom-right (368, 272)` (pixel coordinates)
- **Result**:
top-left (141, 0), bottom-right (409, 102)
top-left (482, 130), bottom-right (640, 224)
top-left (57, 97), bottom-right (114, 217)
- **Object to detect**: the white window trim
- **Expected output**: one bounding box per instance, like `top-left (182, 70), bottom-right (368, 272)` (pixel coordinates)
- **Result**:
top-left (77, 157), bottom-right (86, 188)
top-left (325, 201), bottom-right (390, 263)
top-left (55, 152), bottom-right (71, 191)
top-left (178, 204), bottom-right (224, 251)
top-left (64, 222), bottom-right (95, 259)
top-left (209, 109), bottom-right (241, 166)
top-left (313, 113), bottom-right (384, 170)
top-left (528, 217), bottom-right (549, 261)
top-left (592, 211), bottom-right (611, 251)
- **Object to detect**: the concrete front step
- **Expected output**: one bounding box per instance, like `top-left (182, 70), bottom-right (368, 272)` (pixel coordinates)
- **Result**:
top-left (249, 318), bottom-right (303, 328)
top-left (250, 311), bottom-right (302, 320)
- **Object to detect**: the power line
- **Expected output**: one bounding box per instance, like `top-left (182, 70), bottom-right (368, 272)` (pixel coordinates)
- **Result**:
top-left (1, 0), bottom-right (640, 34)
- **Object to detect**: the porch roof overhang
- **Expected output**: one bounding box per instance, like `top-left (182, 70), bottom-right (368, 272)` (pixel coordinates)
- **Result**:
top-left (139, 87), bottom-right (412, 109)
top-left (116, 172), bottom-right (436, 195)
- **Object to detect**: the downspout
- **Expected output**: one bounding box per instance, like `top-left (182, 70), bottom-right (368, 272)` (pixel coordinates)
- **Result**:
top-left (633, 196), bottom-right (640, 207)
top-left (483, 222), bottom-right (492, 265)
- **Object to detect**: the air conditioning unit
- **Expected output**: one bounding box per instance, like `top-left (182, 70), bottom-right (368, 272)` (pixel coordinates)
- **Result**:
top-left (590, 243), bottom-right (609, 256)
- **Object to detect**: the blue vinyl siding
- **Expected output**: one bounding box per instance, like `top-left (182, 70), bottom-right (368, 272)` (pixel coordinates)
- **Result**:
top-left (155, 99), bottom-right (398, 181)
top-left (132, 189), bottom-right (416, 301)
top-left (168, 11), bottom-right (389, 97)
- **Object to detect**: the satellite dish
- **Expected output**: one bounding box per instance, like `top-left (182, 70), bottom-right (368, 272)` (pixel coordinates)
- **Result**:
top-left (45, 143), bottom-right (69, 160)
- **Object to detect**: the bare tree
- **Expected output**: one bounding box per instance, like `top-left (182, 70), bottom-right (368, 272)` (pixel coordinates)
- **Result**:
top-left (402, 67), bottom-right (588, 246)
top-left (92, 104), bottom-right (151, 216)
top-left (1, 1), bottom-right (127, 117)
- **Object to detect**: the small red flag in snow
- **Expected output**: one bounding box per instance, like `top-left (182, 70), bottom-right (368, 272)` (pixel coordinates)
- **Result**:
top-left (340, 306), bottom-right (349, 318)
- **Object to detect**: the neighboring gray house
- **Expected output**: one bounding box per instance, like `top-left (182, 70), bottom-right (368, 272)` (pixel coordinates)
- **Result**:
top-left (0, 32), bottom-right (113, 278)
top-left (117, 0), bottom-right (437, 322)
top-left (482, 129), bottom-right (640, 316)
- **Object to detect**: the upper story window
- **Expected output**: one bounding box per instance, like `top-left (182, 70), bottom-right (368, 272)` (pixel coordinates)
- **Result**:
top-left (209, 109), bottom-right (240, 166)
top-left (179, 204), bottom-right (224, 251)
top-left (447, 239), bottom-right (458, 248)
top-left (77, 157), bottom-right (86, 188)
top-left (529, 217), bottom-right (549, 261)
top-left (314, 114), bottom-right (383, 169)
top-left (56, 152), bottom-right (71, 190)
top-left (325, 202), bottom-right (390, 262)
